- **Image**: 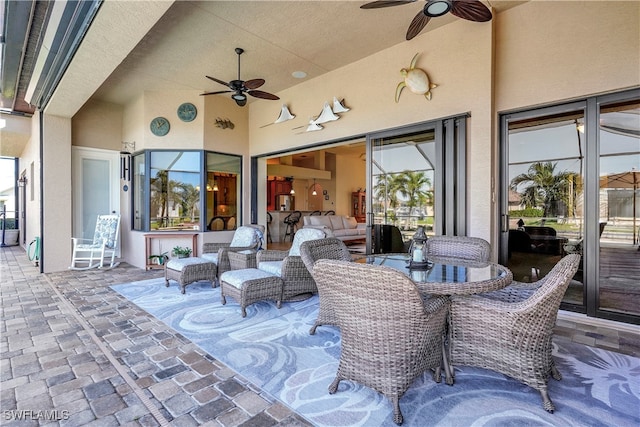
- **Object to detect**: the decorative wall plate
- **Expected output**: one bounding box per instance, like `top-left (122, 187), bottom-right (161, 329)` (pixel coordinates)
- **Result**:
top-left (150, 117), bottom-right (170, 136)
top-left (177, 102), bottom-right (197, 122)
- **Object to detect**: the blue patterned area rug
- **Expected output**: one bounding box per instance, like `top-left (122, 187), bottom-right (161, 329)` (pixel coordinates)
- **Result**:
top-left (112, 279), bottom-right (640, 427)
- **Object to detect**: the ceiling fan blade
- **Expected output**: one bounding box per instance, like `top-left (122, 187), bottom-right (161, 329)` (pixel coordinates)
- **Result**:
top-left (244, 79), bottom-right (265, 90)
top-left (200, 90), bottom-right (232, 96)
top-left (206, 76), bottom-right (231, 88)
top-left (247, 90), bottom-right (280, 100)
top-left (360, 0), bottom-right (415, 9)
top-left (406, 11), bottom-right (431, 40)
top-left (450, 0), bottom-right (492, 22)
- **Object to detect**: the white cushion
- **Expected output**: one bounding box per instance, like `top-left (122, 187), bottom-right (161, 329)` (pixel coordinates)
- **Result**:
top-left (329, 215), bottom-right (344, 230)
top-left (201, 253), bottom-right (218, 263)
top-left (308, 216), bottom-right (332, 229)
top-left (220, 268), bottom-right (278, 289)
top-left (343, 216), bottom-right (358, 229)
top-left (258, 261), bottom-right (283, 277)
top-left (290, 228), bottom-right (326, 256)
top-left (166, 257), bottom-right (213, 271)
top-left (230, 226), bottom-right (260, 247)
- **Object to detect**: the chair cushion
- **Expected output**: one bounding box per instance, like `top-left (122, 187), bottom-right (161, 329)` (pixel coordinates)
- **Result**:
top-left (258, 261), bottom-right (283, 277)
top-left (329, 216), bottom-right (344, 230)
top-left (343, 216), bottom-right (358, 229)
top-left (289, 228), bottom-right (326, 256)
top-left (201, 253), bottom-right (219, 263)
top-left (230, 226), bottom-right (260, 248)
top-left (308, 216), bottom-right (332, 229)
top-left (166, 257), bottom-right (213, 272)
top-left (220, 268), bottom-right (278, 289)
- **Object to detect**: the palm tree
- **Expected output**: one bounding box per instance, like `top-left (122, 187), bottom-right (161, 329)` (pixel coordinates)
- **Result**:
top-left (510, 162), bottom-right (577, 218)
top-left (174, 183), bottom-right (200, 222)
top-left (398, 171), bottom-right (431, 210)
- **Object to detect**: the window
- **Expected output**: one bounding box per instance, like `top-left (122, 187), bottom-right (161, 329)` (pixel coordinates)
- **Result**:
top-left (132, 150), bottom-right (242, 232)
top-left (205, 152), bottom-right (241, 231)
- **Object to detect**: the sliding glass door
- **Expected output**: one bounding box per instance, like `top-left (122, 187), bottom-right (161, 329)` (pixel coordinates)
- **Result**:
top-left (367, 115), bottom-right (467, 253)
top-left (500, 89), bottom-right (639, 324)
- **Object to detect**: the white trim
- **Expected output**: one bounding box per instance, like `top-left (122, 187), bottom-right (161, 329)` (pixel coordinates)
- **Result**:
top-left (558, 310), bottom-right (640, 334)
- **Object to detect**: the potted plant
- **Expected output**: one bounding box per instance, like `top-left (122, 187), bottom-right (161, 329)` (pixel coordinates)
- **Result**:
top-left (148, 252), bottom-right (169, 265)
top-left (1, 218), bottom-right (19, 247)
top-left (172, 246), bottom-right (192, 258)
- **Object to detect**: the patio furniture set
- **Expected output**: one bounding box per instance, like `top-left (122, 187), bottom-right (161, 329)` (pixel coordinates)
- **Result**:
top-left (163, 228), bottom-right (581, 425)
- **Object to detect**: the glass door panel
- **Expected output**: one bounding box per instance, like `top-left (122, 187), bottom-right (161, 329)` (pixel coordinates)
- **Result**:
top-left (369, 128), bottom-right (437, 253)
top-left (505, 109), bottom-right (586, 308)
top-left (598, 100), bottom-right (640, 317)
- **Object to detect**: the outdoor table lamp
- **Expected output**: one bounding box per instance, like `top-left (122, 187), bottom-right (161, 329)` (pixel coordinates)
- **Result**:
top-left (409, 225), bottom-right (430, 269)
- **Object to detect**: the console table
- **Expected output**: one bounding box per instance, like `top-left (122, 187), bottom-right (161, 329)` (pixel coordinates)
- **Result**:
top-left (145, 233), bottom-right (199, 270)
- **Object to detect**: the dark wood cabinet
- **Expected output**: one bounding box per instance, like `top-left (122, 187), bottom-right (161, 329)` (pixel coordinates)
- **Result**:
top-left (352, 191), bottom-right (366, 223)
top-left (267, 179), bottom-right (292, 211)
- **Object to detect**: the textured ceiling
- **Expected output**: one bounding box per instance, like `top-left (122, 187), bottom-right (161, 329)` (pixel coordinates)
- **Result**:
top-left (91, 1), bottom-right (524, 106)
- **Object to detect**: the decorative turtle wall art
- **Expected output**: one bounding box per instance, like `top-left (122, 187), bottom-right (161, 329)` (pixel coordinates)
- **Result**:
top-left (395, 53), bottom-right (437, 103)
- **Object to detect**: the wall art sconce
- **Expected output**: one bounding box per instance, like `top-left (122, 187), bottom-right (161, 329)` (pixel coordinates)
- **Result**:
top-left (17, 176), bottom-right (27, 187)
top-left (215, 118), bottom-right (235, 129)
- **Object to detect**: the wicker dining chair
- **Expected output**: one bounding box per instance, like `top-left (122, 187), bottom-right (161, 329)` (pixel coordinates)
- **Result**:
top-left (257, 227), bottom-right (326, 300)
top-left (425, 235), bottom-right (490, 262)
top-left (299, 237), bottom-right (352, 334)
top-left (202, 224), bottom-right (264, 280)
top-left (313, 259), bottom-right (449, 425)
top-left (448, 253), bottom-right (581, 413)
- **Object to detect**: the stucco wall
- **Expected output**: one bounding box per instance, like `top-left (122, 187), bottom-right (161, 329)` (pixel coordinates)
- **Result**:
top-left (248, 15), bottom-right (495, 240)
top-left (495, 1), bottom-right (640, 112)
top-left (42, 114), bottom-right (72, 272)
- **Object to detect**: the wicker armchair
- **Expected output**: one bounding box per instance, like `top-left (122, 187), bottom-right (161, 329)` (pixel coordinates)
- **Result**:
top-left (202, 224), bottom-right (264, 279)
top-left (448, 253), bottom-right (581, 413)
top-left (313, 259), bottom-right (449, 425)
top-left (425, 235), bottom-right (490, 262)
top-left (299, 237), bottom-right (352, 334)
top-left (257, 227), bottom-right (326, 300)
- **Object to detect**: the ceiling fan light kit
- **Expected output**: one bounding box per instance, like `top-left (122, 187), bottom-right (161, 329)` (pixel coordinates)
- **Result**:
top-left (424, 0), bottom-right (452, 17)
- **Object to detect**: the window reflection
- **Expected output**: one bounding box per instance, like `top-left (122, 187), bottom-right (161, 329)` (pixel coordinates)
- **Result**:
top-left (132, 151), bottom-right (242, 232)
top-left (149, 151), bottom-right (200, 231)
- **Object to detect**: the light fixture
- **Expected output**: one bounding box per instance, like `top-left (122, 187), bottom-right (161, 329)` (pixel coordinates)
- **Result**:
top-left (424, 0), bottom-right (452, 17)
top-left (17, 176), bottom-right (27, 187)
top-left (408, 226), bottom-right (430, 269)
top-left (213, 181), bottom-right (219, 191)
top-left (292, 70), bottom-right (307, 79)
top-left (289, 177), bottom-right (295, 195)
top-left (311, 179), bottom-right (317, 196)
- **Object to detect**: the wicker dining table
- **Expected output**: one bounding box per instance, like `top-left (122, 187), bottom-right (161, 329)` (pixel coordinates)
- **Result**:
top-left (358, 253), bottom-right (513, 385)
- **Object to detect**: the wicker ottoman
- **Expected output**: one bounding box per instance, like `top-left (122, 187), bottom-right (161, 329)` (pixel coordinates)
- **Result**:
top-left (165, 257), bottom-right (218, 294)
top-left (219, 268), bottom-right (283, 317)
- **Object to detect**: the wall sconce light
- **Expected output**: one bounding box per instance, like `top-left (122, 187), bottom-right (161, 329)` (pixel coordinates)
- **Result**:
top-left (17, 176), bottom-right (27, 187)
top-left (311, 179), bottom-right (317, 196)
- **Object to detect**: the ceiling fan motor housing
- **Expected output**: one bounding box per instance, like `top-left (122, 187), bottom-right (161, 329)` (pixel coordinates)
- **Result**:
top-left (424, 0), bottom-right (452, 17)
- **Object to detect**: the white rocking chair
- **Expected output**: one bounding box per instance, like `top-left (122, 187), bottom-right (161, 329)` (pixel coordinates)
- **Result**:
top-left (69, 214), bottom-right (121, 270)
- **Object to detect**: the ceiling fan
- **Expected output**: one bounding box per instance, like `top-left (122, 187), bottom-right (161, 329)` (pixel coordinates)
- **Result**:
top-left (201, 48), bottom-right (280, 107)
top-left (360, 0), bottom-right (492, 41)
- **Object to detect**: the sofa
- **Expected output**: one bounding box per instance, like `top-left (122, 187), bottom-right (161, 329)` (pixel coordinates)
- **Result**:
top-left (302, 215), bottom-right (367, 242)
